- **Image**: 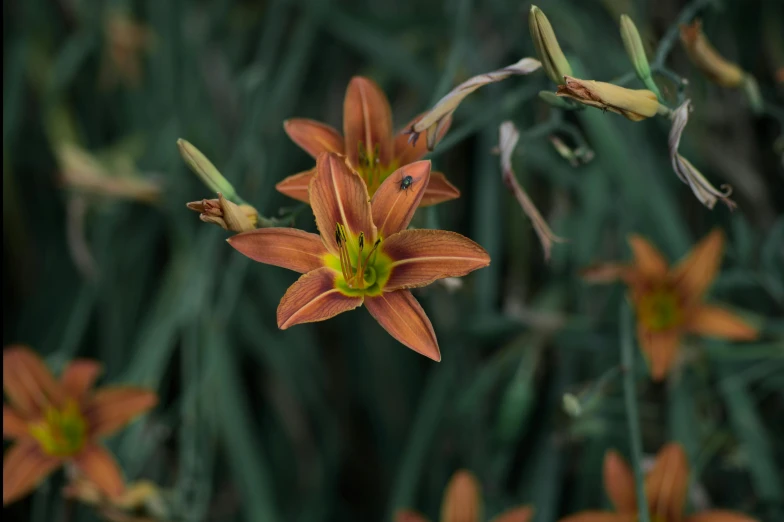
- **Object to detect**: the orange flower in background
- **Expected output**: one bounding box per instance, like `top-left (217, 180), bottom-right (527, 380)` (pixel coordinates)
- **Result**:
top-left (396, 469), bottom-right (534, 522)
top-left (560, 443), bottom-right (758, 522)
top-left (583, 229), bottom-right (758, 381)
top-left (3, 346), bottom-right (158, 505)
top-left (276, 76), bottom-right (460, 207)
top-left (679, 20), bottom-right (745, 88)
top-left (230, 152), bottom-right (490, 361)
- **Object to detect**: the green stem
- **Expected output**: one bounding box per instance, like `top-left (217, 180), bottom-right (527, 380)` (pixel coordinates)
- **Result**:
top-left (621, 301), bottom-right (650, 522)
top-left (429, 0), bottom-right (472, 105)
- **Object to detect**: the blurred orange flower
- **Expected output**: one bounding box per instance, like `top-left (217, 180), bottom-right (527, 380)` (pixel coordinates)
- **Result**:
top-left (395, 469), bottom-right (533, 522)
top-left (559, 443), bottom-right (758, 522)
top-left (2, 346), bottom-right (158, 505)
top-left (679, 20), bottom-right (745, 88)
top-left (583, 229), bottom-right (758, 381)
top-left (276, 76), bottom-right (459, 207)
top-left (230, 152), bottom-right (489, 361)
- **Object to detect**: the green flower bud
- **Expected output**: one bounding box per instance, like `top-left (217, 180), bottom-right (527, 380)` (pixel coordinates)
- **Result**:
top-left (620, 15), bottom-right (661, 98)
top-left (177, 139), bottom-right (238, 201)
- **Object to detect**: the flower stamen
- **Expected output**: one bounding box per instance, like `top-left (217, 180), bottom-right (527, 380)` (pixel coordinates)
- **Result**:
top-left (28, 400), bottom-right (87, 457)
top-left (334, 223), bottom-right (381, 290)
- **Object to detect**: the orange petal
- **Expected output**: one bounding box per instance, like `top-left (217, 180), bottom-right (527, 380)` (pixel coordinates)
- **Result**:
top-left (284, 119), bottom-right (344, 159)
top-left (310, 152), bottom-right (376, 254)
top-left (671, 228), bottom-right (725, 301)
top-left (603, 450), bottom-right (637, 513)
top-left (394, 114), bottom-right (452, 165)
top-left (277, 267), bottom-right (363, 329)
top-left (636, 325), bottom-right (682, 382)
top-left (395, 510), bottom-right (431, 522)
top-left (371, 161), bottom-right (431, 238)
top-left (491, 506), bottom-right (535, 522)
top-left (2, 345), bottom-right (64, 417)
top-left (3, 406), bottom-right (30, 439)
top-left (343, 76), bottom-right (394, 167)
top-left (440, 470), bottom-right (482, 522)
top-left (365, 290), bottom-right (440, 361)
top-left (558, 513), bottom-right (635, 522)
top-left (276, 168), bottom-right (316, 203)
top-left (83, 387), bottom-right (158, 438)
top-left (61, 359), bottom-right (103, 400)
top-left (382, 230), bottom-right (490, 291)
top-left (685, 305), bottom-right (758, 341)
top-left (685, 511), bottom-right (759, 522)
top-left (2, 440), bottom-right (62, 505)
top-left (645, 443), bottom-right (689, 522)
top-left (628, 234), bottom-right (669, 279)
top-left (228, 228), bottom-right (329, 274)
top-left (73, 444), bottom-right (125, 498)
top-left (418, 171), bottom-right (461, 207)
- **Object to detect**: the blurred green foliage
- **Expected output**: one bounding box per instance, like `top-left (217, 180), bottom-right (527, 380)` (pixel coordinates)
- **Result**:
top-left (3, 0), bottom-right (783, 521)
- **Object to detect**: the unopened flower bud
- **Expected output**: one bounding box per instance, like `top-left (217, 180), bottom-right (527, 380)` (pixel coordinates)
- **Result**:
top-left (562, 393), bottom-right (583, 417)
top-left (556, 76), bottom-right (659, 121)
top-left (177, 139), bottom-right (238, 201)
top-left (679, 20), bottom-right (744, 88)
top-left (529, 6), bottom-right (573, 85)
top-left (187, 194), bottom-right (257, 232)
top-left (620, 15), bottom-right (660, 97)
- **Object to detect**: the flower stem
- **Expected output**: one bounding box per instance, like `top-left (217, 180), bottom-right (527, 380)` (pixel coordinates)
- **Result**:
top-left (621, 300), bottom-right (650, 522)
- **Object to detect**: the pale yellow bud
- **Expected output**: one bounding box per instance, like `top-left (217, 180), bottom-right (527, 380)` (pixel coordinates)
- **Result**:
top-left (556, 76), bottom-right (659, 121)
top-left (529, 6), bottom-right (573, 84)
top-left (680, 20), bottom-right (744, 88)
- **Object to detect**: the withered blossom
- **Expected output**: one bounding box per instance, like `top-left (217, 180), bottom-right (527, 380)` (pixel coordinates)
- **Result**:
top-left (407, 58), bottom-right (541, 151)
top-left (669, 100), bottom-right (736, 210)
top-left (498, 121), bottom-right (565, 261)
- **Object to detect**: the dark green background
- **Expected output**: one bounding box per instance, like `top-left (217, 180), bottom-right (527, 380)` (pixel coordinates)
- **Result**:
top-left (3, 0), bottom-right (783, 521)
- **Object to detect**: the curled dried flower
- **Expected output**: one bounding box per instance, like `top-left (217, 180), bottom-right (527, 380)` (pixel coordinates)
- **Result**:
top-left (186, 194), bottom-right (258, 232)
top-left (498, 121), bottom-right (566, 261)
top-left (669, 101), bottom-right (736, 210)
top-left (407, 58), bottom-right (541, 151)
top-left (680, 20), bottom-right (745, 88)
top-left (556, 76), bottom-right (660, 121)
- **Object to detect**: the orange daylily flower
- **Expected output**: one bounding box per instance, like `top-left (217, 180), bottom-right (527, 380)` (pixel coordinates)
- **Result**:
top-left (582, 229), bottom-right (758, 381)
top-left (2, 346), bottom-right (158, 505)
top-left (276, 76), bottom-right (460, 207)
top-left (559, 443), bottom-right (758, 522)
top-left (395, 469), bottom-right (534, 522)
top-left (229, 152), bottom-right (490, 361)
